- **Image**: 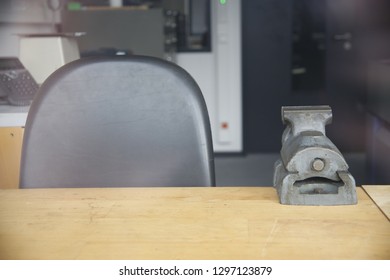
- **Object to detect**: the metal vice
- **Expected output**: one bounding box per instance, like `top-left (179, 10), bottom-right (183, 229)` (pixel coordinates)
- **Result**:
top-left (273, 105), bottom-right (357, 205)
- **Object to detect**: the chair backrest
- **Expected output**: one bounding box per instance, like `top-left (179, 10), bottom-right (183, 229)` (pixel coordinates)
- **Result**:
top-left (20, 56), bottom-right (215, 188)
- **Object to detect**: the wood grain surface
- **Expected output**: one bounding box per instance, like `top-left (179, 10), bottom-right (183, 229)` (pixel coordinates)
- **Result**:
top-left (0, 127), bottom-right (23, 189)
top-left (0, 187), bottom-right (389, 260)
top-left (362, 185), bottom-right (390, 220)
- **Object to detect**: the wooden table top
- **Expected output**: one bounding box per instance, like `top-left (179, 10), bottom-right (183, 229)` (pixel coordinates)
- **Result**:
top-left (362, 185), bottom-right (390, 220)
top-left (0, 187), bottom-right (389, 260)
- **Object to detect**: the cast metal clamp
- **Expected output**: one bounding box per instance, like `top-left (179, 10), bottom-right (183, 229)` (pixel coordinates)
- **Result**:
top-left (273, 105), bottom-right (357, 205)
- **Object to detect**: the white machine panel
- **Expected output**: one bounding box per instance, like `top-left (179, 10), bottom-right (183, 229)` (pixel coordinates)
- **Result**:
top-left (176, 0), bottom-right (242, 152)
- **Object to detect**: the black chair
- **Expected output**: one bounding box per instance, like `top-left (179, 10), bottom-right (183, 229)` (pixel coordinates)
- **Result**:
top-left (20, 56), bottom-right (215, 188)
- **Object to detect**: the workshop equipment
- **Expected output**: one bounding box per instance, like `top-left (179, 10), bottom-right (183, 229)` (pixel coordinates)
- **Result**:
top-left (273, 105), bottom-right (357, 205)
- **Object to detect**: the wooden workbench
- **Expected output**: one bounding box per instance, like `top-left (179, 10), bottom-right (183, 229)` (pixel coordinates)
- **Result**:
top-left (0, 186), bottom-right (389, 260)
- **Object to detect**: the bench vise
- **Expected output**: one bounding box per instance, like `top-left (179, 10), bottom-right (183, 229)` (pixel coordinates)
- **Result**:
top-left (273, 105), bottom-right (357, 205)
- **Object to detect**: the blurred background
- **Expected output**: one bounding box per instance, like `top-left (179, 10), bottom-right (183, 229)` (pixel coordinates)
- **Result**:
top-left (0, 0), bottom-right (389, 186)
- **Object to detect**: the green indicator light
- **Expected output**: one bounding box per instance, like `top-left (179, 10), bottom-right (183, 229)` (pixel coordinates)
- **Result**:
top-left (220, 0), bottom-right (227, 5)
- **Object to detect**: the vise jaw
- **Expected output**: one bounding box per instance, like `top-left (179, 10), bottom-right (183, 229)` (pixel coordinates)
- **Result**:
top-left (273, 105), bottom-right (357, 205)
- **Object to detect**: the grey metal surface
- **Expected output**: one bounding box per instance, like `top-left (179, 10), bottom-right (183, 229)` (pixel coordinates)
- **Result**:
top-left (61, 8), bottom-right (165, 58)
top-left (20, 56), bottom-right (215, 188)
top-left (273, 105), bottom-right (357, 205)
